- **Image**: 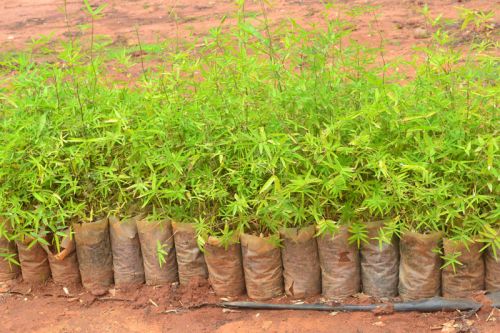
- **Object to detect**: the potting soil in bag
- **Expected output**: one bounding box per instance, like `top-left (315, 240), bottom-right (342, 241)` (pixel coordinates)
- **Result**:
top-left (136, 219), bottom-right (178, 285)
top-left (74, 218), bottom-right (114, 295)
top-left (109, 215), bottom-right (145, 286)
top-left (442, 239), bottom-right (484, 298)
top-left (204, 236), bottom-right (245, 297)
top-left (317, 226), bottom-right (360, 299)
top-left (485, 246), bottom-right (500, 292)
top-left (241, 233), bottom-right (283, 300)
top-left (280, 226), bottom-right (321, 298)
top-left (41, 229), bottom-right (81, 285)
top-left (360, 222), bottom-right (399, 297)
top-left (16, 239), bottom-right (51, 284)
top-left (398, 231), bottom-right (442, 300)
top-left (172, 222), bottom-right (208, 285)
top-left (0, 234), bottom-right (20, 282)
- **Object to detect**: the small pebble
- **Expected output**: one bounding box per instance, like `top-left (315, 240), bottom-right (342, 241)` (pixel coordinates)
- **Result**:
top-left (414, 27), bottom-right (430, 39)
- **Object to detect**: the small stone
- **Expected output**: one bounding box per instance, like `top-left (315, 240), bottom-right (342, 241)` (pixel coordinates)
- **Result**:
top-left (414, 27), bottom-right (430, 39)
top-left (373, 321), bottom-right (385, 327)
top-left (262, 321), bottom-right (273, 330)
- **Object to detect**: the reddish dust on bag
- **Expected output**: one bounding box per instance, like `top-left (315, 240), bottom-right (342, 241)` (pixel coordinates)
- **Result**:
top-left (0, 233), bottom-right (20, 282)
top-left (398, 231), bottom-right (442, 301)
top-left (137, 219), bottom-right (178, 285)
top-left (280, 226), bottom-right (321, 299)
top-left (240, 233), bottom-right (283, 301)
top-left (442, 239), bottom-right (485, 298)
top-left (16, 239), bottom-right (51, 284)
top-left (74, 218), bottom-right (114, 296)
top-left (317, 226), bottom-right (360, 299)
top-left (42, 229), bottom-right (81, 285)
top-left (360, 221), bottom-right (399, 298)
top-left (110, 215), bottom-right (145, 287)
top-left (172, 222), bottom-right (208, 285)
top-left (204, 236), bottom-right (245, 297)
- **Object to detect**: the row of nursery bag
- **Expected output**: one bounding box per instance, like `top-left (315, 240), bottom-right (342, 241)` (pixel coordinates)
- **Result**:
top-left (1, 218), bottom-right (499, 300)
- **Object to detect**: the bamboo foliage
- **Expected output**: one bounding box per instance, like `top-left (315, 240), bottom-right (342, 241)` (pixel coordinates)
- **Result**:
top-left (0, 3), bottom-right (498, 265)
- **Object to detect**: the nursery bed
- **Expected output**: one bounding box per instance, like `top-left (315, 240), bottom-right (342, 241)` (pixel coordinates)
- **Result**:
top-left (0, 1), bottom-right (498, 332)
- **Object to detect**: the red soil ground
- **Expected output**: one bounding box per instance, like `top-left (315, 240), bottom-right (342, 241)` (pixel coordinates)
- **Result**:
top-left (1, 1), bottom-right (499, 332)
top-left (1, 0), bottom-right (498, 61)
top-left (1, 279), bottom-right (500, 333)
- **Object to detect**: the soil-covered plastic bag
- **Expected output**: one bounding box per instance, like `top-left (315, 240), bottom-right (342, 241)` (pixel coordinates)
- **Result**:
top-left (280, 226), bottom-right (321, 298)
top-left (41, 229), bottom-right (81, 285)
top-left (398, 231), bottom-right (442, 300)
top-left (0, 220), bottom-right (20, 282)
top-left (317, 226), bottom-right (360, 299)
top-left (360, 221), bottom-right (399, 297)
top-left (172, 222), bottom-right (208, 285)
top-left (0, 234), bottom-right (20, 282)
top-left (16, 238), bottom-right (51, 284)
top-left (442, 239), bottom-right (484, 298)
top-left (241, 233), bottom-right (283, 300)
top-left (204, 236), bottom-right (245, 297)
top-left (137, 219), bottom-right (178, 285)
top-left (74, 218), bottom-right (114, 295)
top-left (109, 215), bottom-right (145, 287)
top-left (485, 247), bottom-right (500, 292)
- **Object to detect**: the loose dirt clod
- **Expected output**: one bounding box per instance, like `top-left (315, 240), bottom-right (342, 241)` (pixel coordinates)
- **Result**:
top-left (178, 276), bottom-right (216, 308)
top-left (472, 292), bottom-right (493, 314)
top-left (372, 303), bottom-right (395, 315)
top-left (414, 27), bottom-right (430, 39)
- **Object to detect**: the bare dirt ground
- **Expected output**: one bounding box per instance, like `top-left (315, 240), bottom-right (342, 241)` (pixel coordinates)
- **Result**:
top-left (0, 0), bottom-right (498, 61)
top-left (1, 280), bottom-right (500, 333)
top-left (1, 1), bottom-right (499, 332)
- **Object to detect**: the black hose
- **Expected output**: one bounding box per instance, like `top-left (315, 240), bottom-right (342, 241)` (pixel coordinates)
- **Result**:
top-left (487, 291), bottom-right (500, 308)
top-left (222, 297), bottom-right (483, 312)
